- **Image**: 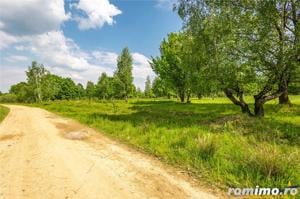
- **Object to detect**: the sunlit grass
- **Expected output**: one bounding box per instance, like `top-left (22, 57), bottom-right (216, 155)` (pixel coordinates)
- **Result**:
top-left (0, 105), bottom-right (9, 123)
top-left (33, 96), bottom-right (300, 190)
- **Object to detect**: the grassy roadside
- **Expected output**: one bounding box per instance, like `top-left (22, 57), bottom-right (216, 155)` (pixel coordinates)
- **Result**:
top-left (0, 105), bottom-right (9, 123)
top-left (33, 96), bottom-right (300, 190)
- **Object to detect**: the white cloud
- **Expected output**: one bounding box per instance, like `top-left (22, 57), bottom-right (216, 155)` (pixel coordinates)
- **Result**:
top-left (0, 0), bottom-right (69, 36)
top-left (74, 0), bottom-right (122, 30)
top-left (91, 51), bottom-right (118, 68)
top-left (27, 31), bottom-right (118, 85)
top-left (132, 53), bottom-right (156, 90)
top-left (30, 31), bottom-right (94, 71)
top-left (5, 55), bottom-right (29, 63)
top-left (156, 0), bottom-right (176, 10)
top-left (0, 0), bottom-right (154, 92)
top-left (0, 31), bottom-right (18, 49)
top-left (0, 65), bottom-right (27, 92)
top-left (14, 45), bottom-right (26, 51)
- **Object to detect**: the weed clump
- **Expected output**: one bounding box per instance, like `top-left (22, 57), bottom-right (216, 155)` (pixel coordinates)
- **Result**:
top-left (196, 134), bottom-right (218, 160)
top-left (246, 143), bottom-right (300, 185)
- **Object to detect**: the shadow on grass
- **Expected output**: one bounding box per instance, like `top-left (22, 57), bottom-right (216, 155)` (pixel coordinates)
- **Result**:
top-left (89, 103), bottom-right (238, 128)
top-left (87, 101), bottom-right (299, 146)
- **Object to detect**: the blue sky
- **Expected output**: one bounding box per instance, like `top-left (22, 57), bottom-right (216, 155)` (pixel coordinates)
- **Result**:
top-left (0, 0), bottom-right (182, 92)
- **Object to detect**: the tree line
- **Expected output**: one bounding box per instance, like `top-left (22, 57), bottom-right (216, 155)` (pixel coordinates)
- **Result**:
top-left (1, 48), bottom-right (147, 102)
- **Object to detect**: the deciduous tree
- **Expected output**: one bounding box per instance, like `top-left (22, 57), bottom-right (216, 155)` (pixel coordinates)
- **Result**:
top-left (114, 47), bottom-right (134, 101)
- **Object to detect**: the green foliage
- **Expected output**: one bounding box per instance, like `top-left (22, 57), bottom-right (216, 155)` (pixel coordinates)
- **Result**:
top-left (0, 106), bottom-right (9, 123)
top-left (41, 74), bottom-right (63, 101)
top-left (175, 0), bottom-right (300, 116)
top-left (34, 96), bottom-right (300, 188)
top-left (151, 32), bottom-right (197, 102)
top-left (144, 76), bottom-right (153, 98)
top-left (10, 82), bottom-right (33, 102)
top-left (7, 47), bottom-right (137, 103)
top-left (85, 81), bottom-right (96, 100)
top-left (114, 47), bottom-right (134, 100)
top-left (96, 73), bottom-right (114, 100)
top-left (57, 78), bottom-right (80, 100)
top-left (152, 76), bottom-right (175, 98)
top-left (0, 93), bottom-right (18, 103)
top-left (8, 62), bottom-right (83, 102)
top-left (26, 61), bottom-right (49, 102)
top-left (77, 83), bottom-right (85, 99)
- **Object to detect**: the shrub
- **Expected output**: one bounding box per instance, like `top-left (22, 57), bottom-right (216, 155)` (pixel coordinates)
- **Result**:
top-left (0, 93), bottom-right (17, 103)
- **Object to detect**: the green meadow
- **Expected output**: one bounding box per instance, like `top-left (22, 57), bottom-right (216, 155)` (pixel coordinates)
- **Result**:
top-left (34, 96), bottom-right (300, 190)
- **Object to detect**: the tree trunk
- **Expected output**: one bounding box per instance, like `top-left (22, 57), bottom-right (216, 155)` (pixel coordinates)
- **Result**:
top-left (241, 103), bottom-right (251, 114)
top-left (186, 93), bottom-right (191, 103)
top-left (178, 91), bottom-right (185, 103)
top-left (224, 88), bottom-right (253, 116)
top-left (254, 99), bottom-right (265, 117)
top-left (197, 93), bottom-right (202, 99)
top-left (279, 86), bottom-right (291, 105)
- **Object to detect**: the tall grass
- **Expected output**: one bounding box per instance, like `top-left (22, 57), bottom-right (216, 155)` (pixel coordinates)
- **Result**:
top-left (33, 96), bottom-right (300, 190)
top-left (0, 105), bottom-right (9, 123)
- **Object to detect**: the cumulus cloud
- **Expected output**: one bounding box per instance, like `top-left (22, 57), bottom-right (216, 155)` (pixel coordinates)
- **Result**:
top-left (14, 45), bottom-right (26, 51)
top-left (0, 0), bottom-right (154, 92)
top-left (0, 31), bottom-right (18, 49)
top-left (91, 51), bottom-right (118, 68)
top-left (5, 55), bottom-right (29, 63)
top-left (132, 53), bottom-right (156, 90)
top-left (28, 31), bottom-right (118, 84)
top-left (0, 65), bottom-right (27, 92)
top-left (30, 31), bottom-right (94, 71)
top-left (73, 0), bottom-right (122, 30)
top-left (0, 0), bottom-right (69, 36)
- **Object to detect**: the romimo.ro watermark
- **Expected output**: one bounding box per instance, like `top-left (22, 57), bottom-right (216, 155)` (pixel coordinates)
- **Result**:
top-left (228, 185), bottom-right (299, 198)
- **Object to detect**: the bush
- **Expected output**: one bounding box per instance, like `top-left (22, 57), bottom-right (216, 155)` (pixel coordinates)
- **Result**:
top-left (0, 94), bottom-right (17, 103)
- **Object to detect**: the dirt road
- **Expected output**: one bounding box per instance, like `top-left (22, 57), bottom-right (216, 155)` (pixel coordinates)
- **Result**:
top-left (0, 105), bottom-right (219, 199)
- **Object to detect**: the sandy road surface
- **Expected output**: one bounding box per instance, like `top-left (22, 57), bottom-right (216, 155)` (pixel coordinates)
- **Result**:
top-left (0, 105), bottom-right (219, 199)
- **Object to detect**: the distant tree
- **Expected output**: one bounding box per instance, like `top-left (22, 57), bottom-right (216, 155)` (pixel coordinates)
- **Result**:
top-left (57, 78), bottom-right (79, 100)
top-left (96, 73), bottom-right (114, 100)
top-left (144, 76), bottom-right (153, 98)
top-left (41, 74), bottom-right (63, 101)
top-left (0, 93), bottom-right (17, 103)
top-left (114, 47), bottom-right (134, 100)
top-left (135, 87), bottom-right (144, 98)
top-left (151, 32), bottom-right (196, 103)
top-left (9, 82), bottom-right (32, 102)
top-left (77, 83), bottom-right (85, 99)
top-left (152, 76), bottom-right (175, 98)
top-left (85, 81), bottom-right (96, 100)
top-left (26, 61), bottom-right (49, 102)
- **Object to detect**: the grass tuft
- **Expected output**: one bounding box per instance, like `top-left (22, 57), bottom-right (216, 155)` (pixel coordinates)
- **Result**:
top-left (196, 134), bottom-right (218, 160)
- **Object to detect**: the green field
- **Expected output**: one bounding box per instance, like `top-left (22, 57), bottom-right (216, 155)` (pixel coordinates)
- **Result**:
top-left (0, 105), bottom-right (9, 123)
top-left (34, 96), bottom-right (300, 190)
